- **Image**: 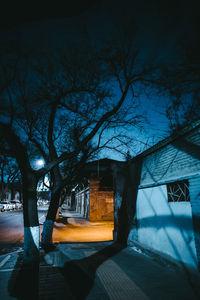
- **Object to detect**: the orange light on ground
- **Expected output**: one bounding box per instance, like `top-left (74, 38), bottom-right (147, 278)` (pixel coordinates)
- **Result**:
top-left (52, 218), bottom-right (114, 243)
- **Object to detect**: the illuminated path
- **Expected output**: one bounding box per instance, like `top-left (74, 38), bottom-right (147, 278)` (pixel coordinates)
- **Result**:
top-left (52, 209), bottom-right (114, 243)
top-left (0, 207), bottom-right (114, 252)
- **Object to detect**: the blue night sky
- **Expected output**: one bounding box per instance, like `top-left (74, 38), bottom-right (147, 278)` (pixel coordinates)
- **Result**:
top-left (1, 0), bottom-right (199, 160)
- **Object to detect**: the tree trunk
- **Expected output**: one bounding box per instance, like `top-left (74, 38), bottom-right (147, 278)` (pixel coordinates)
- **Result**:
top-left (116, 162), bottom-right (131, 246)
top-left (0, 123), bottom-right (40, 263)
top-left (22, 174), bottom-right (40, 263)
top-left (55, 207), bottom-right (60, 220)
top-left (116, 159), bottom-right (142, 246)
top-left (116, 185), bottom-right (129, 246)
top-left (1, 184), bottom-right (7, 201)
top-left (41, 188), bottom-right (61, 249)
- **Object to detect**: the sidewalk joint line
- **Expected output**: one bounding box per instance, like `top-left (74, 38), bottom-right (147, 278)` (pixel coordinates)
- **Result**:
top-left (0, 255), bottom-right (11, 268)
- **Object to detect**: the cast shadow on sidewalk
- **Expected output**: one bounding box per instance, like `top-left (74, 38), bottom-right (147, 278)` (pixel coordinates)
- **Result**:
top-left (56, 216), bottom-right (69, 224)
top-left (8, 252), bottom-right (39, 300)
top-left (59, 242), bottom-right (125, 300)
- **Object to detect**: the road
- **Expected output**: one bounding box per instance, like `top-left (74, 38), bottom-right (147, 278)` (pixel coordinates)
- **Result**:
top-left (0, 207), bottom-right (47, 254)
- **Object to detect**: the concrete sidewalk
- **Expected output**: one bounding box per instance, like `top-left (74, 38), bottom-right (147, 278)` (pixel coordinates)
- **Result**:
top-left (1, 241), bottom-right (200, 300)
top-left (60, 209), bottom-right (113, 226)
top-left (61, 209), bottom-right (84, 219)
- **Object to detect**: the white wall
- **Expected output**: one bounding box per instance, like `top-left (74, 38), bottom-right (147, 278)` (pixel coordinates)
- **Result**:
top-left (14, 191), bottom-right (20, 200)
top-left (6, 191), bottom-right (11, 201)
top-left (136, 185), bottom-right (198, 268)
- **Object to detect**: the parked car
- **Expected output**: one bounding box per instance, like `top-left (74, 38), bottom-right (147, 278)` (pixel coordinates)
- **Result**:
top-left (0, 203), bottom-right (5, 212)
top-left (37, 199), bottom-right (43, 206)
top-left (10, 200), bottom-right (22, 210)
top-left (15, 200), bottom-right (22, 209)
top-left (37, 199), bottom-right (49, 206)
top-left (0, 201), bottom-right (11, 211)
top-left (10, 201), bottom-right (17, 210)
top-left (61, 203), bottom-right (69, 210)
top-left (43, 200), bottom-right (49, 206)
top-left (7, 201), bottom-right (14, 210)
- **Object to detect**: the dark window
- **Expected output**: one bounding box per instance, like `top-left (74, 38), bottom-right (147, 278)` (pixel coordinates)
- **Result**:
top-left (167, 180), bottom-right (190, 202)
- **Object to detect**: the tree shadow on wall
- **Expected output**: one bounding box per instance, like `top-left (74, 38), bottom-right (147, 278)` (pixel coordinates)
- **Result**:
top-left (59, 242), bottom-right (125, 300)
top-left (172, 136), bottom-right (200, 161)
top-left (139, 166), bottom-right (200, 299)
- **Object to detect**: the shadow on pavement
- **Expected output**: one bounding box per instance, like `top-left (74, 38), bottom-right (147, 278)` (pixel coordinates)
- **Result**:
top-left (0, 242), bottom-right (23, 255)
top-left (56, 216), bottom-right (69, 224)
top-left (8, 253), bottom-right (39, 300)
top-left (59, 242), bottom-right (125, 300)
top-left (7, 242), bottom-right (124, 300)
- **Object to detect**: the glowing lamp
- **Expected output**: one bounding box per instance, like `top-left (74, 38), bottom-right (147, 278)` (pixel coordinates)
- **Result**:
top-left (36, 159), bottom-right (44, 167)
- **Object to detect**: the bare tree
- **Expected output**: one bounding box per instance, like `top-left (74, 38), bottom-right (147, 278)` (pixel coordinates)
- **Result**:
top-left (0, 29), bottom-right (170, 260)
top-left (160, 40), bottom-right (200, 131)
top-left (16, 39), bottom-right (145, 250)
top-left (0, 155), bottom-right (20, 201)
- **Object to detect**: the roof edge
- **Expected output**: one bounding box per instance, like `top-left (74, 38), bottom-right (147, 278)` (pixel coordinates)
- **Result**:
top-left (131, 119), bottom-right (200, 162)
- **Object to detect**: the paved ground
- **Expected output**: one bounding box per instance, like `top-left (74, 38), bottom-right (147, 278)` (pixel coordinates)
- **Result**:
top-left (0, 207), bottom-right (47, 255)
top-left (0, 241), bottom-right (200, 300)
top-left (0, 208), bottom-right (114, 252)
top-left (0, 209), bottom-right (200, 299)
top-left (52, 209), bottom-right (114, 243)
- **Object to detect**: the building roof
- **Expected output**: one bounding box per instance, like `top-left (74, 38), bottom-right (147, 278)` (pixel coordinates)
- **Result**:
top-left (131, 119), bottom-right (200, 162)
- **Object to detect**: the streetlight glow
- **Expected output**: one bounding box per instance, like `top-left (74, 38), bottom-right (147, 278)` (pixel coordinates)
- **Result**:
top-left (36, 159), bottom-right (45, 167)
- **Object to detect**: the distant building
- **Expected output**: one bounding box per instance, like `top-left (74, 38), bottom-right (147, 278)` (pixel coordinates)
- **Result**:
top-left (0, 181), bottom-right (22, 202)
top-left (70, 159), bottom-right (123, 222)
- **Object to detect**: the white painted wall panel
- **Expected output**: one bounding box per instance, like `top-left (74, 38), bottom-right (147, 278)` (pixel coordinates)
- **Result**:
top-left (136, 185), bottom-right (198, 268)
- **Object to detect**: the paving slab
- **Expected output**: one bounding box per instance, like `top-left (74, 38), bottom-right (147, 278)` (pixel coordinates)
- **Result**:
top-left (0, 242), bottom-right (200, 300)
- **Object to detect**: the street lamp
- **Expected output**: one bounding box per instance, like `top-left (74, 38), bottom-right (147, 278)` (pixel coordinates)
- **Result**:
top-left (36, 159), bottom-right (45, 168)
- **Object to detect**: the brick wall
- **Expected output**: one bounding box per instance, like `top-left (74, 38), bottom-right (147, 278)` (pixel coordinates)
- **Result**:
top-left (89, 178), bottom-right (114, 222)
